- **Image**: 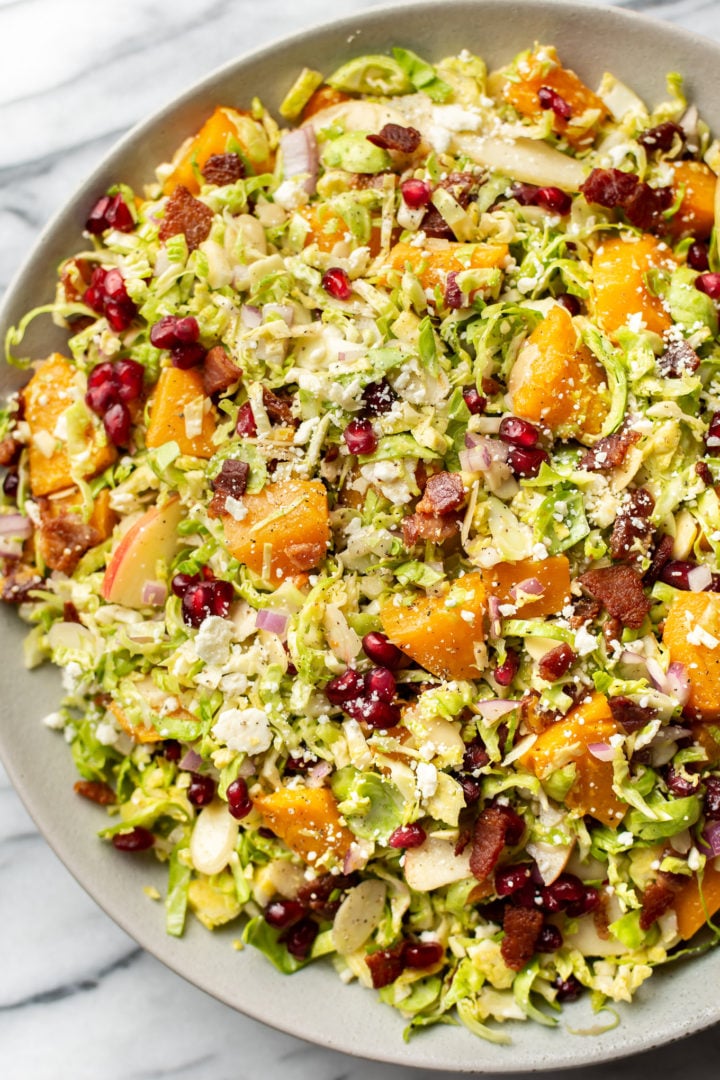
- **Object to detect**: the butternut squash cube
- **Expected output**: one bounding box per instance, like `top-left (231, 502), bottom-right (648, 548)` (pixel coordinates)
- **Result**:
top-left (674, 862), bottom-right (720, 940)
top-left (377, 240), bottom-right (508, 292)
top-left (254, 787), bottom-right (353, 865)
top-left (592, 233), bottom-right (675, 340)
top-left (380, 571), bottom-right (487, 681)
top-left (47, 486), bottom-right (117, 542)
top-left (508, 305), bottom-right (608, 442)
top-left (163, 107), bottom-right (274, 195)
top-left (220, 478), bottom-right (330, 580)
top-left (668, 160), bottom-right (717, 241)
top-left (662, 592), bottom-right (720, 721)
top-left (145, 367), bottom-right (217, 459)
top-left (480, 555), bottom-right (571, 619)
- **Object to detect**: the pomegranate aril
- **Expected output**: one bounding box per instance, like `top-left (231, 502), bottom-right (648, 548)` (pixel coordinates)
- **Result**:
top-left (665, 764), bottom-right (699, 797)
top-left (188, 772), bottom-right (216, 807)
top-left (236, 401), bottom-right (258, 437)
top-left (688, 241), bottom-right (710, 272)
top-left (3, 471), bottom-right (19, 499)
top-left (512, 182), bottom-right (540, 206)
top-left (543, 874), bottom-right (585, 910)
top-left (536, 187), bottom-right (572, 215)
top-left (538, 85), bottom-right (572, 120)
top-left (322, 266), bottom-right (352, 301)
top-left (495, 864), bottom-right (532, 897)
top-left (462, 386), bottom-right (487, 415)
top-left (343, 418), bottom-right (377, 455)
top-left (282, 916), bottom-right (318, 959)
top-left (112, 827), bottom-right (154, 852)
top-left (87, 361), bottom-right (116, 389)
top-left (388, 823), bottom-right (427, 849)
top-left (361, 379), bottom-right (397, 416)
top-left (265, 899), bottom-right (305, 929)
top-left (103, 268), bottom-right (128, 300)
top-left (536, 924), bottom-right (563, 952)
top-left (403, 941), bottom-right (443, 968)
top-left (707, 411), bottom-right (720, 455)
top-left (171, 572), bottom-right (197, 598)
top-left (105, 300), bottom-right (135, 332)
top-left (494, 648), bottom-right (519, 686)
top-left (400, 178), bottom-right (432, 209)
top-left (364, 666), bottom-right (396, 702)
top-left (103, 401), bottom-right (131, 446)
top-left (362, 631), bottom-right (404, 669)
top-left (210, 579), bottom-right (234, 617)
top-left (557, 293), bottom-right (581, 316)
top-left (658, 559), bottom-right (700, 590)
top-left (696, 272), bottom-right (720, 299)
top-left (163, 739), bottom-right (182, 762)
top-left (182, 583), bottom-right (215, 627)
top-left (508, 445), bottom-right (549, 478)
top-left (151, 316), bottom-right (182, 349)
top-left (325, 668), bottom-right (364, 705)
top-left (346, 696), bottom-right (401, 730)
top-left (499, 415), bottom-right (539, 448)
top-left (171, 342), bottom-right (206, 369)
top-left (704, 775), bottom-right (720, 820)
top-left (554, 974), bottom-right (584, 1002)
top-left (226, 776), bottom-right (253, 820)
top-left (174, 316), bottom-right (200, 343)
top-left (86, 381), bottom-right (119, 416)
top-left (86, 193), bottom-right (134, 234)
top-left (459, 775), bottom-right (483, 805)
top-left (463, 739), bottom-right (490, 773)
top-left (114, 358), bottom-right (145, 402)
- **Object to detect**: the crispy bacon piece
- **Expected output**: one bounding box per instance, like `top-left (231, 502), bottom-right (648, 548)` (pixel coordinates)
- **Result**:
top-left (211, 459), bottom-right (250, 499)
top-left (422, 172), bottom-right (478, 239)
top-left (658, 340), bottom-right (700, 378)
top-left (644, 533), bottom-right (675, 586)
top-left (568, 595), bottom-right (602, 629)
top-left (696, 461), bottom-right (713, 486)
top-left (37, 516), bottom-right (100, 575)
top-left (470, 805), bottom-right (525, 882)
top-left (263, 386), bottom-right (296, 427)
top-left (297, 872), bottom-right (356, 918)
top-left (201, 152), bottom-right (245, 186)
top-left (610, 487), bottom-right (655, 561)
top-left (74, 780), bottom-right (116, 805)
top-left (608, 695), bottom-right (656, 733)
top-left (159, 185), bottom-right (213, 251)
top-left (401, 512), bottom-right (459, 547)
top-left (0, 564), bottom-right (42, 603)
top-left (580, 168), bottom-right (674, 232)
top-left (202, 346), bottom-right (241, 396)
top-left (367, 123), bottom-right (421, 153)
top-left (366, 944), bottom-right (405, 988)
top-left (416, 471), bottom-right (466, 516)
top-left (0, 436), bottom-right (21, 467)
top-left (501, 906), bottom-right (544, 971)
top-left (579, 564), bottom-right (650, 629)
top-left (639, 874), bottom-right (681, 931)
top-left (579, 427), bottom-right (640, 471)
top-left (63, 601), bottom-right (81, 623)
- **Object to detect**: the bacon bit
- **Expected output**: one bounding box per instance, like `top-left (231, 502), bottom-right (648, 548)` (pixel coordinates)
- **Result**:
top-left (201, 153), bottom-right (245, 185)
top-left (521, 691), bottom-right (556, 734)
top-left (470, 805), bottom-right (525, 882)
top-left (37, 515), bottom-right (100, 575)
top-left (367, 123), bottom-right (421, 153)
top-left (415, 460), bottom-right (430, 493)
top-left (608, 695), bottom-right (657, 733)
top-left (73, 779), bottom-right (116, 805)
top-left (202, 345), bottom-right (241, 396)
top-left (211, 459), bottom-right (250, 499)
top-left (593, 891), bottom-right (611, 940)
top-left (297, 872), bottom-right (356, 916)
top-left (421, 172), bottom-right (478, 239)
top-left (568, 596), bottom-right (602, 629)
top-left (644, 533), bottom-right (676, 586)
top-left (538, 643), bottom-right (576, 682)
top-left (262, 386), bottom-right (296, 427)
top-left (366, 943), bottom-right (405, 989)
top-left (416, 471), bottom-right (466, 515)
top-left (639, 873), bottom-right (682, 930)
top-left (159, 185), bottom-right (214, 252)
top-left (657, 340), bottom-right (700, 378)
top-left (63, 601), bottom-right (81, 624)
top-left (602, 616), bottom-right (623, 649)
top-left (696, 461), bottom-right (713, 486)
top-left (580, 168), bottom-right (674, 233)
top-left (455, 826), bottom-right (473, 857)
top-left (501, 906), bottom-right (543, 971)
top-left (482, 375), bottom-right (504, 396)
top-left (579, 427), bottom-right (640, 471)
top-left (401, 512), bottom-right (460, 548)
top-left (349, 172), bottom-right (396, 191)
top-left (579, 564), bottom-right (650, 629)
top-left (0, 564), bottom-right (42, 603)
top-left (0, 436), bottom-right (21, 467)
top-left (610, 487), bottom-right (655, 561)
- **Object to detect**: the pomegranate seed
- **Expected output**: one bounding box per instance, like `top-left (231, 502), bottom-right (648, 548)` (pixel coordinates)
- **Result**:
top-left (538, 643), bottom-right (576, 681)
top-left (114, 358), bottom-right (145, 403)
top-left (361, 379), bottom-right (397, 416)
top-left (346, 696), bottom-right (401, 730)
top-left (688, 241), bottom-right (710, 272)
top-left (210, 579), bottom-right (234, 618)
top-left (86, 193), bottom-right (134, 234)
top-left (512, 182), bottom-right (540, 206)
top-left (665, 765), bottom-right (699, 797)
top-left (388, 823), bottom-right (427, 849)
top-left (696, 272), bottom-right (720, 299)
top-left (174, 316), bottom-right (200, 343)
top-left (538, 85), bottom-right (572, 120)
top-left (343, 418), bottom-right (377, 455)
top-left (362, 631), bottom-right (404, 669)
top-left (503, 809), bottom-right (526, 847)
top-left (462, 386), bottom-right (486, 415)
top-left (86, 381), bottom-right (119, 415)
top-left (463, 739), bottom-right (490, 773)
top-left (364, 666), bottom-right (396, 702)
top-left (171, 342), bottom-right (206, 369)
top-left (103, 268), bottom-right (128, 301)
top-left (537, 924), bottom-right (563, 952)
top-left (105, 300), bottom-right (135, 332)
top-left (182, 583), bottom-right (216, 627)
top-left (707, 411), bottom-right (720, 455)
top-left (112, 827), bottom-right (154, 852)
top-left (151, 316), bottom-right (182, 349)
top-left (265, 899), bottom-right (305, 929)
top-left (400, 178), bottom-right (432, 209)
top-left (322, 267), bottom-right (352, 301)
top-left (499, 416), bottom-right (539, 448)
top-left (84, 284), bottom-right (105, 312)
top-left (704, 776), bottom-right (720, 819)
top-left (325, 668), bottom-right (364, 705)
top-left (495, 865), bottom-right (532, 897)
top-left (163, 739), bottom-right (182, 762)
top-left (403, 941), bottom-right (443, 968)
top-left (87, 361), bottom-right (116, 389)
top-left (188, 772), bottom-right (216, 807)
top-left (557, 293), bottom-right (581, 316)
top-left (3, 470), bottom-right (19, 498)
top-left (508, 446), bottom-right (549, 478)
top-left (226, 776), bottom-right (253, 820)
top-left (658, 559), bottom-right (699, 590)
top-left (459, 775), bottom-right (483, 805)
top-left (236, 401), bottom-right (258, 437)
top-left (554, 975), bottom-right (584, 1002)
top-left (445, 272), bottom-right (464, 310)
top-left (103, 401), bottom-right (131, 446)
top-left (638, 121), bottom-right (684, 153)
top-left (494, 649), bottom-right (519, 686)
top-left (282, 916), bottom-right (318, 959)
top-left (565, 886), bottom-right (600, 918)
top-left (543, 874), bottom-right (585, 911)
top-left (171, 572), bottom-right (196, 598)
top-left (536, 187), bottom-right (572, 215)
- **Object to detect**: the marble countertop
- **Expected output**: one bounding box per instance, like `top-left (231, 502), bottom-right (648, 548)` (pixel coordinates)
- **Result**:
top-left (3, 1), bottom-right (720, 1077)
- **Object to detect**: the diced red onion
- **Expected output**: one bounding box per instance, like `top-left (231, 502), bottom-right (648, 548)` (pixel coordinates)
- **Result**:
top-left (588, 741), bottom-right (615, 762)
top-left (510, 577), bottom-right (545, 602)
top-left (305, 760), bottom-right (333, 788)
top-left (701, 820), bottom-right (720, 857)
top-left (141, 580), bottom-right (168, 607)
top-left (343, 839), bottom-right (373, 874)
top-left (0, 539), bottom-right (24, 558)
top-left (476, 699), bottom-right (522, 721)
top-left (645, 657), bottom-right (668, 693)
top-left (263, 303), bottom-right (295, 325)
top-left (666, 662), bottom-right (690, 706)
top-left (240, 304), bottom-right (262, 328)
top-left (179, 748), bottom-right (203, 771)
top-left (255, 608), bottom-right (289, 637)
top-left (280, 127), bottom-right (319, 195)
top-left (618, 650), bottom-right (650, 681)
top-left (687, 564), bottom-right (713, 592)
top-left (460, 433), bottom-right (509, 472)
top-left (0, 513), bottom-right (32, 539)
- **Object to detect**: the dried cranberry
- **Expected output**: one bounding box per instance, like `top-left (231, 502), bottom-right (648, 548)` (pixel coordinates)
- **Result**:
top-left (400, 178), bottom-right (432, 209)
top-left (495, 864), bottom-right (532, 897)
top-left (508, 446), bottom-right (549, 478)
top-left (282, 917), bottom-right (318, 959)
top-left (325, 668), bottom-right (364, 705)
top-left (103, 401), bottom-right (131, 446)
top-left (638, 121), bottom-right (684, 153)
top-left (3, 470), bottom-right (19, 499)
top-left (538, 85), bottom-right (572, 120)
top-left (236, 401), bottom-right (258, 437)
top-left (704, 775), bottom-right (720, 820)
top-left (343, 418), bottom-right (377, 455)
top-left (557, 293), bottom-right (581, 316)
top-left (361, 379), bottom-right (397, 416)
top-left (463, 739), bottom-right (490, 773)
top-left (538, 643), bottom-right (576, 681)
top-left (494, 649), bottom-right (519, 686)
top-left (112, 827), bottom-right (154, 852)
top-left (536, 187), bottom-right (572, 215)
top-left (188, 772), bottom-right (216, 807)
top-left (658, 560), bottom-right (701, 590)
top-left (265, 899), bottom-right (305, 929)
top-left (581, 168), bottom-right (639, 209)
top-left (403, 941), bottom-right (443, 968)
top-left (459, 776), bottom-right (483, 805)
top-left (163, 739), bottom-right (182, 762)
top-left (322, 267), bottom-right (352, 301)
top-left (665, 765), bottom-right (699, 797)
top-left (364, 666), bottom-right (396, 702)
top-left (696, 272), bottom-right (720, 299)
top-left (499, 416), bottom-right (539, 448)
top-left (462, 386), bottom-right (486, 415)
top-left (362, 631), bottom-right (404, 669)
top-left (554, 974), bottom-right (584, 1002)
top-left (388, 823), bottom-right (426, 849)
top-left (226, 777), bottom-right (253, 820)
top-left (687, 241), bottom-right (710, 272)
top-left (536, 924), bottom-right (563, 952)
top-left (86, 193), bottom-right (134, 234)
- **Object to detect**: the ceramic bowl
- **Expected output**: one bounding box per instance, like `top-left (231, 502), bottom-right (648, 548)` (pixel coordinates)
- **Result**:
top-left (1, 1), bottom-right (719, 1070)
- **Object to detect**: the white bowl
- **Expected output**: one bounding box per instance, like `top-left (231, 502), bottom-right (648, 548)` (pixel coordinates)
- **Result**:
top-left (1, 1), bottom-right (719, 1070)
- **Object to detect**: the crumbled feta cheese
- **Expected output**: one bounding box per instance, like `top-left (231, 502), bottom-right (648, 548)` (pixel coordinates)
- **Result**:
top-left (273, 178), bottom-right (310, 211)
top-left (416, 761), bottom-right (438, 800)
top-left (195, 616), bottom-right (235, 667)
top-left (574, 625), bottom-right (598, 656)
top-left (42, 711), bottom-right (65, 730)
top-left (224, 496), bottom-right (248, 521)
top-left (212, 706), bottom-right (273, 755)
top-left (687, 624), bottom-right (719, 648)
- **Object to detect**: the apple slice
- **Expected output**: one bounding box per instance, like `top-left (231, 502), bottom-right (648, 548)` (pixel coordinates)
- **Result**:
top-left (101, 497), bottom-right (182, 608)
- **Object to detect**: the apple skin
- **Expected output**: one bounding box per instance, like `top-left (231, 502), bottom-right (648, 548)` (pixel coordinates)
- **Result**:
top-left (101, 497), bottom-right (182, 608)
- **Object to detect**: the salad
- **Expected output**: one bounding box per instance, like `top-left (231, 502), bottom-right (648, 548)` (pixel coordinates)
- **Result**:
top-left (2, 40), bottom-right (720, 1042)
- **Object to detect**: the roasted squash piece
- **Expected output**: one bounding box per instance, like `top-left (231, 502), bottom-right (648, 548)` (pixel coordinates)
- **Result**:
top-left (220, 478), bottom-right (330, 581)
top-left (24, 354), bottom-right (116, 497)
top-left (380, 571), bottom-right (486, 681)
top-left (378, 240), bottom-right (508, 292)
top-left (145, 367), bottom-right (217, 459)
top-left (301, 84), bottom-right (350, 121)
top-left (592, 232), bottom-right (675, 340)
top-left (46, 486), bottom-right (117, 542)
top-left (662, 592), bottom-right (720, 721)
top-left (254, 787), bottom-right (353, 865)
top-left (521, 692), bottom-right (625, 829)
top-left (674, 862), bottom-right (720, 940)
top-left (163, 106), bottom-right (274, 195)
top-left (507, 305), bottom-right (608, 442)
top-left (668, 160), bottom-right (717, 240)
top-left (480, 556), bottom-right (571, 619)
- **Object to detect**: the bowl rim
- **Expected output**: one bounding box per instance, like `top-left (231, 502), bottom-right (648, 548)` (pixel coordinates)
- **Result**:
top-left (2, 0), bottom-right (720, 1071)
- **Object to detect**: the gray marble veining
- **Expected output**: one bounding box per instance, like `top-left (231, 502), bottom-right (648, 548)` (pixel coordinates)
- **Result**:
top-left (2, 1), bottom-right (720, 1077)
